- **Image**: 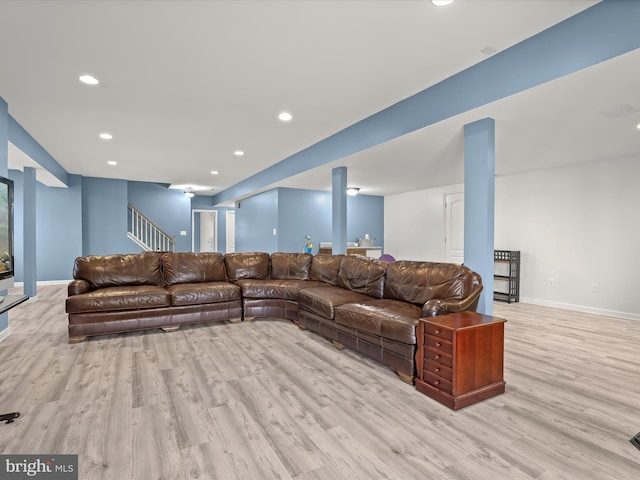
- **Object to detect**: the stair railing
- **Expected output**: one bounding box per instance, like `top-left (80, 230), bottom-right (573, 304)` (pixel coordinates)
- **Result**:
top-left (127, 203), bottom-right (176, 252)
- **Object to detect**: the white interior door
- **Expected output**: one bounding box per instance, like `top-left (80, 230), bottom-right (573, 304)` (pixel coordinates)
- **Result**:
top-left (200, 211), bottom-right (216, 252)
top-left (225, 211), bottom-right (235, 253)
top-left (191, 209), bottom-right (217, 252)
top-left (445, 193), bottom-right (464, 264)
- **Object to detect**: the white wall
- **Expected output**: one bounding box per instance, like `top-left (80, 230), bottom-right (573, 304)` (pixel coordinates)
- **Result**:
top-left (384, 157), bottom-right (640, 320)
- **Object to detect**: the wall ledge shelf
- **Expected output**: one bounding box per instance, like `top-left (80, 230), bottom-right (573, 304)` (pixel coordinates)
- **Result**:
top-left (0, 295), bottom-right (28, 315)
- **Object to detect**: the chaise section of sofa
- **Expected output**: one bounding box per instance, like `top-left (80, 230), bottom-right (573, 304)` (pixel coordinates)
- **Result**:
top-left (299, 256), bottom-right (483, 382)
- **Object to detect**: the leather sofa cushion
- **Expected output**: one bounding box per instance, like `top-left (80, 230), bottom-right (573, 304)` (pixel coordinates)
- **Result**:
top-left (65, 285), bottom-right (170, 314)
top-left (384, 260), bottom-right (477, 305)
top-left (167, 282), bottom-right (241, 306)
top-left (309, 254), bottom-right (343, 285)
top-left (224, 252), bottom-right (270, 281)
top-left (336, 255), bottom-right (387, 299)
top-left (163, 252), bottom-right (226, 285)
top-left (334, 299), bottom-right (422, 345)
top-left (298, 286), bottom-right (371, 320)
top-left (73, 252), bottom-right (164, 288)
top-left (270, 252), bottom-right (312, 280)
top-left (237, 279), bottom-right (329, 300)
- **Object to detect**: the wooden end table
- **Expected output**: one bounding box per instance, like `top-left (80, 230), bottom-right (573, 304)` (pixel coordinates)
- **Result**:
top-left (415, 311), bottom-right (506, 410)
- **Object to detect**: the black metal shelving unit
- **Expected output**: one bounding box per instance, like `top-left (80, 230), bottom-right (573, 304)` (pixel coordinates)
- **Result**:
top-left (494, 250), bottom-right (520, 303)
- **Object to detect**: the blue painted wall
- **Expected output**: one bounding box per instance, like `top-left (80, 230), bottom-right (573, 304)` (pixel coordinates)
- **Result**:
top-left (278, 188), bottom-right (332, 253)
top-left (82, 177), bottom-right (134, 256)
top-left (346, 193), bottom-right (384, 249)
top-left (127, 181), bottom-right (192, 252)
top-left (277, 187), bottom-right (383, 254)
top-left (235, 189), bottom-right (278, 253)
top-left (10, 171), bottom-right (83, 281)
top-left (235, 187), bottom-right (383, 254)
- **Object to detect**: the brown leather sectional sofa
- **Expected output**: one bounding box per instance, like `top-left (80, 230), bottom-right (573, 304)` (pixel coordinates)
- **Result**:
top-left (66, 251), bottom-right (482, 382)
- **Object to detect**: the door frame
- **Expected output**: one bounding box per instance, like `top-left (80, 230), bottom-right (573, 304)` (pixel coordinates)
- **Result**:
top-left (191, 209), bottom-right (218, 252)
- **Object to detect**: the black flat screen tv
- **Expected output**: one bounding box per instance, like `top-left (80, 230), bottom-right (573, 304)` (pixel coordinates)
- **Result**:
top-left (0, 176), bottom-right (14, 286)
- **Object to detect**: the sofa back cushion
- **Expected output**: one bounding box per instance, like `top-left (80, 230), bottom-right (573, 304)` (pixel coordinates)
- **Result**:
top-left (384, 261), bottom-right (478, 305)
top-left (163, 252), bottom-right (226, 285)
top-left (309, 254), bottom-right (344, 285)
top-left (73, 252), bottom-right (164, 289)
top-left (336, 255), bottom-right (387, 298)
top-left (270, 252), bottom-right (312, 280)
top-left (224, 252), bottom-right (270, 281)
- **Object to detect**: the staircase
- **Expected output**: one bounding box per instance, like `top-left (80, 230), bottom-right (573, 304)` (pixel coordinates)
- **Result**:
top-left (127, 203), bottom-right (176, 252)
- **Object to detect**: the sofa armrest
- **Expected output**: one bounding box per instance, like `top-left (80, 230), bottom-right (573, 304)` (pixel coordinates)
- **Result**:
top-left (422, 284), bottom-right (483, 317)
top-left (68, 279), bottom-right (92, 297)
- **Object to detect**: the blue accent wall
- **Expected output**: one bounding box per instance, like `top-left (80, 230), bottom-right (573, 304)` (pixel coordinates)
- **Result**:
top-left (239, 187), bottom-right (383, 254)
top-left (82, 177), bottom-right (133, 256)
top-left (127, 181), bottom-right (192, 252)
top-left (278, 188), bottom-right (332, 253)
top-left (235, 189), bottom-right (278, 253)
top-left (347, 194), bottom-right (384, 248)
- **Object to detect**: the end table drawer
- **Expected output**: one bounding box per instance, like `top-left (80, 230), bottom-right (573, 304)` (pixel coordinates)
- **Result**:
top-left (424, 323), bottom-right (453, 341)
top-left (424, 371), bottom-right (452, 394)
top-left (424, 335), bottom-right (452, 354)
top-left (423, 359), bottom-right (452, 380)
top-left (424, 347), bottom-right (452, 367)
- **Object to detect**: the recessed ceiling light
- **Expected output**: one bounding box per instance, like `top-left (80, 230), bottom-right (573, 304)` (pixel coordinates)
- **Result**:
top-left (210, 170), bottom-right (219, 175)
top-left (107, 161), bottom-right (117, 166)
top-left (432, 0), bottom-right (454, 6)
top-left (79, 74), bottom-right (99, 85)
top-left (278, 112), bottom-right (293, 122)
top-left (636, 123), bottom-right (640, 130)
top-left (99, 133), bottom-right (113, 140)
top-left (234, 150), bottom-right (244, 156)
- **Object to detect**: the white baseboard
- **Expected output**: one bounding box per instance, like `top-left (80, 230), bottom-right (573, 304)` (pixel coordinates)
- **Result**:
top-left (0, 327), bottom-right (11, 343)
top-left (519, 296), bottom-right (640, 322)
top-left (14, 280), bottom-right (71, 286)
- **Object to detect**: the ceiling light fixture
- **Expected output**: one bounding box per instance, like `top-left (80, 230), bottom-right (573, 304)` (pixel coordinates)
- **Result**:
top-left (99, 133), bottom-right (113, 140)
top-left (79, 74), bottom-right (99, 85)
top-left (346, 187), bottom-right (360, 196)
top-left (636, 123), bottom-right (640, 130)
top-left (431, 0), bottom-right (455, 6)
top-left (184, 188), bottom-right (195, 198)
top-left (278, 112), bottom-right (293, 122)
top-left (234, 150), bottom-right (244, 156)
top-left (107, 161), bottom-right (117, 166)
top-left (210, 170), bottom-right (219, 175)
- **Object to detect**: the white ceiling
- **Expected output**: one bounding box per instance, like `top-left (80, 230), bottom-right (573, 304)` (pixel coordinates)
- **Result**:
top-left (3, 0), bottom-right (636, 202)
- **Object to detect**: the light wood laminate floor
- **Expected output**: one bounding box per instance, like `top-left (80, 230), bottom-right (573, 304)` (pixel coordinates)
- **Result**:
top-left (1, 285), bottom-right (639, 479)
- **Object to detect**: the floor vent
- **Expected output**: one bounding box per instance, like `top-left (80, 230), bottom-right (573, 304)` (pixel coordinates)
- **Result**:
top-left (630, 433), bottom-right (640, 450)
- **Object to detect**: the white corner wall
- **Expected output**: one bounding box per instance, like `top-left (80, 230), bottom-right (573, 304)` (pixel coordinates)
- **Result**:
top-left (384, 157), bottom-right (640, 320)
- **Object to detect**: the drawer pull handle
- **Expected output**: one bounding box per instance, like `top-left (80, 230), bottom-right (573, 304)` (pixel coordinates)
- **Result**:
top-left (435, 354), bottom-right (440, 359)
top-left (435, 342), bottom-right (441, 347)
top-left (434, 380), bottom-right (440, 385)
top-left (435, 367), bottom-right (440, 372)
top-left (435, 329), bottom-right (440, 334)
